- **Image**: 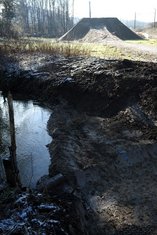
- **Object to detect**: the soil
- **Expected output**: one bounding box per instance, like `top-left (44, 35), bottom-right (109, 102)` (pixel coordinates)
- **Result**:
top-left (0, 187), bottom-right (83, 234)
top-left (60, 17), bottom-right (142, 41)
top-left (141, 27), bottom-right (157, 39)
top-left (1, 52), bottom-right (157, 234)
top-left (80, 28), bottom-right (120, 43)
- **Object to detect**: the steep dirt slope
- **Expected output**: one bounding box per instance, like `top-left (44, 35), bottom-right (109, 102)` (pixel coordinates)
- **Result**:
top-left (60, 18), bottom-right (142, 41)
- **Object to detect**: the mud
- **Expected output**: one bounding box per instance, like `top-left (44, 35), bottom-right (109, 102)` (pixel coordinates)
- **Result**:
top-left (1, 53), bottom-right (157, 234)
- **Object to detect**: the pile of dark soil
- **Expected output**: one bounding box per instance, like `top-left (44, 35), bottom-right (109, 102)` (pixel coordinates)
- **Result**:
top-left (1, 54), bottom-right (157, 234)
top-left (60, 18), bottom-right (142, 41)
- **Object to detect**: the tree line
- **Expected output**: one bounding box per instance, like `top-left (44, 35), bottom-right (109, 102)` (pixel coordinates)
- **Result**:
top-left (0, 0), bottom-right (74, 38)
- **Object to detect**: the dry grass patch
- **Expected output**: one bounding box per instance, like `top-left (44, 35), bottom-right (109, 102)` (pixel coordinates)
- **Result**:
top-left (0, 37), bottom-right (155, 61)
top-left (126, 39), bottom-right (157, 46)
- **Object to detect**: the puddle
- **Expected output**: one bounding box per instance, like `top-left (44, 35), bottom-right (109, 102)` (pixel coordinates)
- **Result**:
top-left (0, 93), bottom-right (52, 188)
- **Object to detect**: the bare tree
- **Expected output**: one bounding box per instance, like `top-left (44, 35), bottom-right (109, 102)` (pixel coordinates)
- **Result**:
top-left (1, 0), bottom-right (73, 37)
top-left (0, 0), bottom-right (16, 37)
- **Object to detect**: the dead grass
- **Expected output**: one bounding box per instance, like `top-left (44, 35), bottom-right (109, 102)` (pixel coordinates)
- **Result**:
top-left (0, 38), bottom-right (128, 59)
top-left (126, 39), bottom-right (157, 46)
top-left (0, 39), bottom-right (91, 57)
top-left (0, 37), bottom-right (156, 61)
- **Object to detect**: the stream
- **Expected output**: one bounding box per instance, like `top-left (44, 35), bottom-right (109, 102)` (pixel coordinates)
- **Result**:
top-left (0, 92), bottom-right (52, 188)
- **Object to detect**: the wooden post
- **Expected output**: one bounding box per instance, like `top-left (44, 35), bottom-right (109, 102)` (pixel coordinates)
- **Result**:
top-left (7, 92), bottom-right (21, 188)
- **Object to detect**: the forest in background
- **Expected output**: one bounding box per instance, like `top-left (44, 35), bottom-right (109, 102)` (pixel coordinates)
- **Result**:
top-left (0, 0), bottom-right (74, 38)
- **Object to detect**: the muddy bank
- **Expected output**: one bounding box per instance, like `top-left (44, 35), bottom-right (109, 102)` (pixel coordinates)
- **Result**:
top-left (1, 53), bottom-right (157, 234)
top-left (48, 103), bottom-right (157, 235)
top-left (1, 54), bottom-right (157, 117)
top-left (0, 185), bottom-right (84, 234)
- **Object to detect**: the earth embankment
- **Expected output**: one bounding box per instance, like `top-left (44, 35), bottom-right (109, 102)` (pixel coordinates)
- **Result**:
top-left (60, 18), bottom-right (142, 41)
top-left (1, 54), bottom-right (157, 234)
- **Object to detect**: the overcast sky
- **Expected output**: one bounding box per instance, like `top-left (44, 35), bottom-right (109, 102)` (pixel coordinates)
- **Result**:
top-left (74, 0), bottom-right (157, 22)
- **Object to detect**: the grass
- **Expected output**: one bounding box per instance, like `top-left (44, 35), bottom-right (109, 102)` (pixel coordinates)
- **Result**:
top-left (0, 38), bottom-right (128, 59)
top-left (0, 39), bottom-right (91, 57)
top-left (0, 37), bottom-right (156, 61)
top-left (126, 38), bottom-right (157, 46)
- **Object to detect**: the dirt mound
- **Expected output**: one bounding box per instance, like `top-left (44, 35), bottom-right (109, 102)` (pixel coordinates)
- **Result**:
top-left (140, 27), bottom-right (157, 39)
top-left (60, 17), bottom-right (142, 41)
top-left (80, 28), bottom-right (120, 43)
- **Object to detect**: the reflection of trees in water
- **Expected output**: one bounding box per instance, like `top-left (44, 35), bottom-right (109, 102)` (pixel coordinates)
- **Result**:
top-left (0, 99), bottom-right (34, 155)
top-left (14, 101), bottom-right (30, 114)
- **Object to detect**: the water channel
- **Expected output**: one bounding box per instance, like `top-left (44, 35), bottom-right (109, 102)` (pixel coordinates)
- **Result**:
top-left (0, 92), bottom-right (52, 188)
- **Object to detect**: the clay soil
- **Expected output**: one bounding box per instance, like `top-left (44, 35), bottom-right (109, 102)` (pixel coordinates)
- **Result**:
top-left (1, 52), bottom-right (157, 234)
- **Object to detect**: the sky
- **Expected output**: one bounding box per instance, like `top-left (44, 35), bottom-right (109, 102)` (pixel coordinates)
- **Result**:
top-left (74, 0), bottom-right (157, 22)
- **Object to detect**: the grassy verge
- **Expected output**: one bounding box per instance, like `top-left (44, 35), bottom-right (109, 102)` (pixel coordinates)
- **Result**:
top-left (126, 39), bottom-right (157, 46)
top-left (0, 37), bottom-right (156, 61)
top-left (0, 39), bottom-right (90, 57)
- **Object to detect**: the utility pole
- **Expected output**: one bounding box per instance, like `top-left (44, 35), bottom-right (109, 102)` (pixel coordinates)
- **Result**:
top-left (72, 0), bottom-right (74, 25)
top-left (134, 12), bottom-right (136, 30)
top-left (154, 8), bottom-right (156, 28)
top-left (89, 1), bottom-right (91, 18)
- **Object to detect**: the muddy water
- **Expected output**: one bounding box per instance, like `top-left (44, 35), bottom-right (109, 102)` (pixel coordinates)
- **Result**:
top-left (0, 93), bottom-right (52, 188)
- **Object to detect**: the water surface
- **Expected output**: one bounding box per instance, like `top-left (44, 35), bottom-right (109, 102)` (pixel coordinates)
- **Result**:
top-left (0, 93), bottom-right (52, 187)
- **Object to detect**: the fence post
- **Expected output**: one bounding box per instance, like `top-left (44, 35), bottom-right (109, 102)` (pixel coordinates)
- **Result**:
top-left (7, 92), bottom-right (21, 188)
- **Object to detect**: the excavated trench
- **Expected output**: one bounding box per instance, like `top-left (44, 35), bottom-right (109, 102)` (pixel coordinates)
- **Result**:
top-left (1, 53), bottom-right (157, 234)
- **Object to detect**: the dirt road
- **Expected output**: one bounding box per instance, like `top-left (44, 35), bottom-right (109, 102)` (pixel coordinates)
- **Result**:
top-left (109, 39), bottom-right (157, 61)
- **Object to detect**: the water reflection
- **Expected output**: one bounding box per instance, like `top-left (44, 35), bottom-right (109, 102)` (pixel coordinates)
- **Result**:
top-left (0, 93), bottom-right (52, 188)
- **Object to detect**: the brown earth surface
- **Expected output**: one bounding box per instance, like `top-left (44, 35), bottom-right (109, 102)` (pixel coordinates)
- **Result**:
top-left (1, 52), bottom-right (157, 234)
top-left (140, 27), bottom-right (157, 39)
top-left (79, 28), bottom-right (120, 43)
